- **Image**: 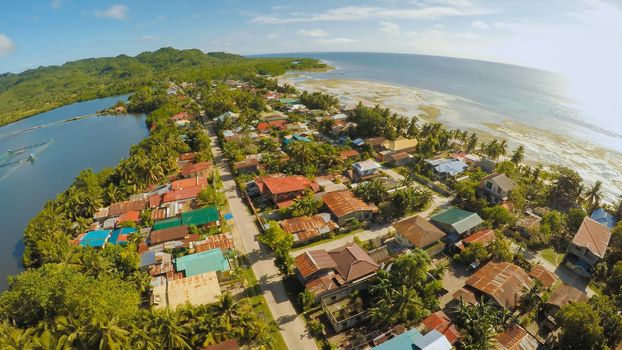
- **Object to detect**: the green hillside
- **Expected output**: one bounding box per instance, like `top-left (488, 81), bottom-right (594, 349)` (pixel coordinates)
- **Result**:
top-left (0, 47), bottom-right (325, 126)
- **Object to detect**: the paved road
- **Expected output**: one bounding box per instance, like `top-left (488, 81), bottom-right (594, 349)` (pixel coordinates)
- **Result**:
top-left (207, 125), bottom-right (317, 349)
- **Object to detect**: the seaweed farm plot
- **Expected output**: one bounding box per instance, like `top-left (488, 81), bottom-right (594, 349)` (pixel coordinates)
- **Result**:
top-left (0, 139), bottom-right (53, 181)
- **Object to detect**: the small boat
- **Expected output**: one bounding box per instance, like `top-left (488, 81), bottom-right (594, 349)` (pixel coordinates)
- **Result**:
top-left (28, 154), bottom-right (35, 161)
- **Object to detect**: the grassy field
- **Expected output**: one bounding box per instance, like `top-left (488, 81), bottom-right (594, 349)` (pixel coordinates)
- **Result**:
top-left (541, 247), bottom-right (565, 265)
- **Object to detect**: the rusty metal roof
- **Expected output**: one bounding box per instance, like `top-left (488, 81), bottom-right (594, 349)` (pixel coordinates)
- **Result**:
top-left (262, 175), bottom-right (313, 195)
top-left (149, 225), bottom-right (189, 245)
top-left (108, 199), bottom-right (146, 217)
top-left (195, 234), bottom-right (234, 252)
top-left (466, 261), bottom-right (533, 310)
top-left (497, 324), bottom-right (539, 350)
top-left (422, 311), bottom-right (460, 345)
top-left (393, 215), bottom-right (446, 248)
top-left (546, 284), bottom-right (588, 308)
top-left (322, 190), bottom-right (378, 218)
top-left (529, 265), bottom-right (557, 289)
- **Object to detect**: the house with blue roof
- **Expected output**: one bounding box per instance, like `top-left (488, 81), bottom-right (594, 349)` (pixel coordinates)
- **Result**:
top-left (590, 208), bottom-right (617, 228)
top-left (425, 158), bottom-right (468, 180)
top-left (174, 248), bottom-right (230, 278)
top-left (108, 227), bottom-right (136, 245)
top-left (79, 229), bottom-right (111, 248)
top-left (372, 329), bottom-right (451, 350)
top-left (283, 134), bottom-right (312, 146)
top-left (352, 138), bottom-right (365, 147)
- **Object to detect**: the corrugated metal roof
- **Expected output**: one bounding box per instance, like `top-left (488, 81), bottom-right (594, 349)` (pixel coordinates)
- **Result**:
top-left (195, 234), bottom-right (234, 252)
top-left (149, 226), bottom-right (189, 245)
top-left (174, 248), bottom-right (230, 277)
top-left (431, 207), bottom-right (483, 235)
top-left (261, 175), bottom-right (312, 195)
top-left (422, 311), bottom-right (460, 345)
top-left (546, 284), bottom-right (588, 308)
top-left (181, 206), bottom-right (219, 226)
top-left (466, 261), bottom-right (533, 310)
top-left (323, 190), bottom-right (378, 218)
top-left (108, 199), bottom-right (146, 217)
top-left (152, 217), bottom-right (182, 231)
top-left (497, 324), bottom-right (539, 350)
top-left (529, 265), bottom-right (557, 289)
top-left (393, 215), bottom-right (446, 248)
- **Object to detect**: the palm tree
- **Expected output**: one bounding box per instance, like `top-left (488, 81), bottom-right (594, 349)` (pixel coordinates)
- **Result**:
top-left (511, 145), bottom-right (525, 165)
top-left (149, 310), bottom-right (192, 350)
top-left (289, 191), bottom-right (321, 217)
top-left (80, 317), bottom-right (129, 350)
top-left (520, 281), bottom-right (543, 314)
top-left (0, 320), bottom-right (36, 350)
top-left (584, 180), bottom-right (603, 210)
top-left (391, 285), bottom-right (427, 326)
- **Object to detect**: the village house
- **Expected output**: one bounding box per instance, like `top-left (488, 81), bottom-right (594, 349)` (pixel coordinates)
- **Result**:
top-left (463, 261), bottom-right (533, 311)
top-left (280, 213), bottom-right (339, 244)
top-left (478, 158), bottom-right (498, 173)
top-left (372, 328), bottom-right (452, 350)
top-left (430, 207), bottom-right (483, 243)
top-left (382, 136), bottom-right (418, 153)
top-left (339, 149), bottom-right (360, 161)
top-left (393, 215), bottom-right (447, 256)
top-left (214, 111), bottom-right (239, 123)
top-left (257, 119), bottom-right (288, 133)
top-left (454, 228), bottom-right (496, 251)
top-left (479, 172), bottom-right (516, 203)
top-left (294, 243), bottom-right (379, 298)
top-left (149, 225), bottom-right (191, 246)
top-left (528, 264), bottom-right (557, 290)
top-left (255, 175), bottom-right (317, 208)
top-left (450, 152), bottom-right (480, 165)
top-left (543, 284), bottom-right (588, 328)
top-left (352, 159), bottom-right (381, 181)
top-left (420, 311), bottom-right (460, 345)
top-left (364, 137), bottom-right (387, 151)
top-left (322, 190), bottom-right (379, 226)
top-left (514, 212), bottom-right (542, 242)
top-left (590, 207), bottom-right (617, 228)
top-left (565, 217), bottom-right (611, 277)
top-left (496, 324), bottom-right (540, 350)
top-left (424, 158), bottom-right (468, 181)
top-left (181, 161), bottom-right (213, 178)
top-left (386, 151), bottom-right (412, 166)
top-left (194, 233), bottom-right (234, 253)
top-left (233, 158), bottom-right (261, 174)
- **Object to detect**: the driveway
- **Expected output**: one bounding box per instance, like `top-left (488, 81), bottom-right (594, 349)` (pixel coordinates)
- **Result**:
top-left (207, 124), bottom-right (317, 349)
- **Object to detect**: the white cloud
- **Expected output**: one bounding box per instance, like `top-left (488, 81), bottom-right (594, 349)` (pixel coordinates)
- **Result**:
top-left (315, 37), bottom-right (359, 44)
top-left (0, 34), bottom-right (16, 57)
top-left (139, 35), bottom-right (160, 41)
top-left (252, 2), bottom-right (493, 24)
top-left (50, 0), bottom-right (63, 9)
top-left (95, 4), bottom-right (129, 21)
top-left (380, 21), bottom-right (400, 37)
top-left (297, 29), bottom-right (328, 37)
top-left (472, 20), bottom-right (489, 29)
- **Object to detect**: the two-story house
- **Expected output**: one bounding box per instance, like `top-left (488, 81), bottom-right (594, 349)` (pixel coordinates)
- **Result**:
top-left (479, 172), bottom-right (515, 203)
top-left (565, 217), bottom-right (611, 277)
top-left (352, 160), bottom-right (381, 181)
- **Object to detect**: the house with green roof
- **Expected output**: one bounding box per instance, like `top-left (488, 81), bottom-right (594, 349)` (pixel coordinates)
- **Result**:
top-left (430, 207), bottom-right (483, 242)
top-left (174, 248), bottom-right (230, 278)
top-left (153, 217), bottom-right (182, 231)
top-left (181, 206), bottom-right (220, 227)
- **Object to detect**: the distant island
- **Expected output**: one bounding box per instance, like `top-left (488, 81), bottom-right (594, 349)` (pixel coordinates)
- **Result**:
top-left (0, 47), bottom-right (327, 127)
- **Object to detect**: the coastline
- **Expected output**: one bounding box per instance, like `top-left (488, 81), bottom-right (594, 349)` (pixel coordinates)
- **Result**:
top-left (280, 74), bottom-right (622, 203)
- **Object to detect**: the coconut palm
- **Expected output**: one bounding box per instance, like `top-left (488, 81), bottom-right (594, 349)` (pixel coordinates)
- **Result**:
top-left (584, 180), bottom-right (603, 209)
top-left (149, 310), bottom-right (192, 350)
top-left (0, 320), bottom-right (36, 350)
top-left (511, 145), bottom-right (525, 165)
top-left (80, 317), bottom-right (129, 350)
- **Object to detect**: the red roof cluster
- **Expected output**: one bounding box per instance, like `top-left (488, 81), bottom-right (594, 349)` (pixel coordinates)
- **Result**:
top-left (170, 111), bottom-right (192, 121)
top-left (162, 185), bottom-right (205, 203)
top-left (422, 311), bottom-right (460, 344)
top-left (181, 161), bottom-right (213, 177)
top-left (171, 177), bottom-right (208, 190)
top-left (261, 175), bottom-right (314, 195)
top-left (257, 119), bottom-right (288, 132)
top-left (117, 210), bottom-right (140, 224)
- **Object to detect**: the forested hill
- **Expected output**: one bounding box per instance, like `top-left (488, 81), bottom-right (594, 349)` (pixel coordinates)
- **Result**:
top-left (0, 47), bottom-right (325, 126)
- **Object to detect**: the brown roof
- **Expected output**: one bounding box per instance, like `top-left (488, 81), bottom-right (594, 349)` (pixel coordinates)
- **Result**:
top-left (393, 215), bottom-right (446, 248)
top-left (281, 215), bottom-right (331, 234)
top-left (181, 161), bottom-right (213, 177)
top-left (305, 274), bottom-right (345, 295)
top-left (108, 199), bottom-right (146, 217)
top-left (117, 210), bottom-right (140, 223)
top-left (261, 175), bottom-right (313, 195)
top-left (546, 284), bottom-right (588, 308)
top-left (462, 229), bottom-right (496, 247)
top-left (149, 194), bottom-right (163, 208)
top-left (328, 243), bottom-right (380, 282)
top-left (497, 324), bottom-right (539, 350)
top-left (572, 217), bottom-right (611, 258)
top-left (294, 250), bottom-right (337, 279)
top-left (466, 261), bottom-right (533, 310)
top-left (171, 177), bottom-right (208, 190)
top-left (233, 158), bottom-right (259, 170)
top-left (322, 190), bottom-right (378, 218)
top-left (195, 234), bottom-right (234, 252)
top-left (422, 311), bottom-right (460, 345)
top-left (529, 265), bottom-right (557, 289)
top-left (365, 137), bottom-right (386, 146)
top-left (339, 149), bottom-right (360, 159)
top-left (149, 225), bottom-right (189, 245)
top-left (481, 172), bottom-right (516, 192)
top-left (453, 288), bottom-right (478, 305)
top-left (201, 339), bottom-right (239, 350)
top-left (151, 208), bottom-right (169, 221)
top-left (180, 152), bottom-right (197, 161)
top-left (388, 152), bottom-right (410, 162)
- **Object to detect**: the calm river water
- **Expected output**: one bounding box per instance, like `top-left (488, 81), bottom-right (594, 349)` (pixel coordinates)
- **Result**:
top-left (0, 95), bottom-right (147, 290)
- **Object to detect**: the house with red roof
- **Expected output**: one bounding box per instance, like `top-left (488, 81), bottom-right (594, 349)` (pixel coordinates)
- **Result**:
top-left (181, 161), bottom-right (213, 178)
top-left (421, 311), bottom-right (460, 345)
top-left (256, 175), bottom-right (317, 207)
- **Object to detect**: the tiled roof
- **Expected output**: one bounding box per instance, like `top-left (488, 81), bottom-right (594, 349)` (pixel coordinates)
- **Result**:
top-left (466, 261), bottom-right (533, 310)
top-left (108, 199), bottom-right (146, 217)
top-left (294, 250), bottom-right (337, 279)
top-left (323, 190), bottom-right (378, 218)
top-left (328, 243), bottom-right (379, 282)
top-left (422, 311), bottom-right (460, 344)
top-left (497, 324), bottom-right (539, 350)
top-left (171, 177), bottom-right (208, 190)
top-left (305, 274), bottom-right (345, 295)
top-left (572, 217), bottom-right (611, 258)
top-left (546, 284), bottom-right (588, 308)
top-left (262, 175), bottom-right (313, 195)
top-left (529, 265), bottom-right (557, 289)
top-left (393, 215), bottom-right (446, 248)
top-left (149, 225), bottom-right (189, 245)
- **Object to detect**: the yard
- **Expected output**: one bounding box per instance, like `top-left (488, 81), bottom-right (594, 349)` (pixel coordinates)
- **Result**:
top-left (541, 247), bottom-right (565, 265)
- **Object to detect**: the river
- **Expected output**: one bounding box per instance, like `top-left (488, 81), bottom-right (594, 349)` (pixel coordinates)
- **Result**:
top-left (0, 95), bottom-right (148, 290)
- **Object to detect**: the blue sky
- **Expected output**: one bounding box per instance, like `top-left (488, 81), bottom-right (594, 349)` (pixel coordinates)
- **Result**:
top-left (1, 0), bottom-right (621, 86)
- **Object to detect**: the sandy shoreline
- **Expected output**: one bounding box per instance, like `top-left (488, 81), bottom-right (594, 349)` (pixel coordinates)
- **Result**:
top-left (279, 75), bottom-right (622, 202)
